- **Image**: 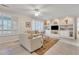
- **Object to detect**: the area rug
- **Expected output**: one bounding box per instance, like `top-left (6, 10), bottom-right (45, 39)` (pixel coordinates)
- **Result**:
top-left (34, 37), bottom-right (59, 55)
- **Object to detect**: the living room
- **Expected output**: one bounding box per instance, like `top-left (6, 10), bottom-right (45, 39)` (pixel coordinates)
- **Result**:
top-left (0, 4), bottom-right (79, 55)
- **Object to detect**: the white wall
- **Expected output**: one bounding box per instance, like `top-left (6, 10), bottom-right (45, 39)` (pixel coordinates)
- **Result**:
top-left (77, 18), bottom-right (79, 39)
top-left (18, 17), bottom-right (33, 34)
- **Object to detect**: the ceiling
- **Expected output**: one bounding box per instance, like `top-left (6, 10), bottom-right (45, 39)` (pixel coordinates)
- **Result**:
top-left (0, 4), bottom-right (79, 20)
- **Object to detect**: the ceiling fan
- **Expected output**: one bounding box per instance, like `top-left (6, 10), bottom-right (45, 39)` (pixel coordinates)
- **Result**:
top-left (33, 8), bottom-right (40, 16)
top-left (21, 4), bottom-right (49, 17)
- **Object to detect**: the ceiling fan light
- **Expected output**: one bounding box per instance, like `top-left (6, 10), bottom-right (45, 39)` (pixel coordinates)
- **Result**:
top-left (35, 12), bottom-right (40, 16)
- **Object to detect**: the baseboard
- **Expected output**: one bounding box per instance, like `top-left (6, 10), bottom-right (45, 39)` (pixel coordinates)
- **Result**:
top-left (0, 39), bottom-right (19, 45)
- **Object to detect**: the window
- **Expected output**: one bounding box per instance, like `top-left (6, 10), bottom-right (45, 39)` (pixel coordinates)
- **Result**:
top-left (32, 21), bottom-right (44, 31)
top-left (0, 16), bottom-right (12, 35)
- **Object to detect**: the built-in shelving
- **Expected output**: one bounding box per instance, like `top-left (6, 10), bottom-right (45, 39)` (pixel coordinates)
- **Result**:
top-left (44, 16), bottom-right (75, 39)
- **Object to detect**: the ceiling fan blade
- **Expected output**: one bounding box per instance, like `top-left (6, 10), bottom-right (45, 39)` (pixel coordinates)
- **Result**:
top-left (0, 4), bottom-right (9, 8)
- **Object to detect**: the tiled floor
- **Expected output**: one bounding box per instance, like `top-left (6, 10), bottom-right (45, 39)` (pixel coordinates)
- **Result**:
top-left (0, 41), bottom-right (31, 55)
top-left (0, 39), bottom-right (79, 55)
top-left (44, 40), bottom-right (79, 55)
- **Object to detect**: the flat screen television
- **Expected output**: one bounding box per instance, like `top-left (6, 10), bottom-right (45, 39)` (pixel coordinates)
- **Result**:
top-left (51, 26), bottom-right (59, 30)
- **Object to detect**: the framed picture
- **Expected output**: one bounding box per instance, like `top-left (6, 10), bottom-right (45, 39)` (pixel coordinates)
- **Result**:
top-left (25, 22), bottom-right (31, 28)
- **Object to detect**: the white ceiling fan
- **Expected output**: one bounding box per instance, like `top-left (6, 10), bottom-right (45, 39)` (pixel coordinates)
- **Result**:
top-left (33, 8), bottom-right (40, 16)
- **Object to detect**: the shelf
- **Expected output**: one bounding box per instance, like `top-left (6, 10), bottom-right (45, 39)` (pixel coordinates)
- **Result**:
top-left (60, 24), bottom-right (73, 26)
top-left (60, 24), bottom-right (73, 30)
